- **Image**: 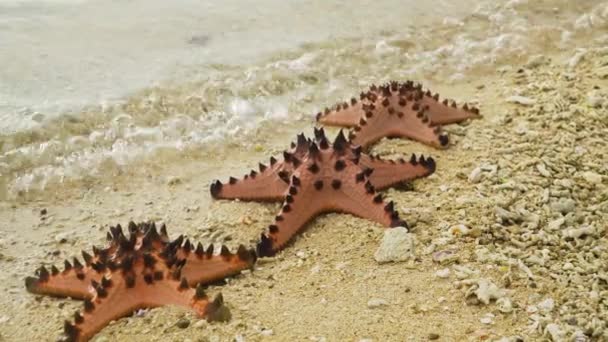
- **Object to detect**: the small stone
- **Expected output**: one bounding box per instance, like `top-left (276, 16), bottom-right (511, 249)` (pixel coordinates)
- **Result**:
top-left (597, 65), bottom-right (608, 79)
top-left (260, 329), bottom-right (274, 336)
top-left (547, 217), bottom-right (565, 231)
top-left (40, 208), bottom-right (47, 216)
top-left (537, 298), bottom-right (554, 314)
top-left (467, 279), bottom-right (505, 305)
top-left (525, 54), bottom-right (549, 69)
top-left (550, 198), bottom-right (575, 214)
top-left (480, 313), bottom-right (495, 325)
top-left (166, 176), bottom-right (181, 186)
top-left (54, 232), bottom-right (70, 244)
top-left (194, 320), bottom-right (208, 329)
top-left (432, 250), bottom-right (459, 265)
top-left (496, 297), bottom-right (513, 313)
top-left (586, 90), bottom-right (605, 107)
top-left (468, 167), bottom-right (483, 183)
top-left (435, 268), bottom-right (451, 279)
top-left (581, 171), bottom-right (602, 184)
top-left (367, 298), bottom-right (388, 308)
top-left (176, 318), bottom-right (190, 329)
top-left (536, 163), bottom-right (551, 177)
top-left (544, 323), bottom-right (565, 341)
top-left (506, 95), bottom-right (536, 106)
top-left (374, 227), bottom-right (415, 263)
top-left (296, 251), bottom-right (307, 260)
top-left (448, 224), bottom-right (470, 237)
top-left (429, 333), bottom-right (440, 340)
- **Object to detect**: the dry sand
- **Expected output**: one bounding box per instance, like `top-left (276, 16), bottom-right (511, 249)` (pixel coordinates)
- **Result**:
top-left (0, 50), bottom-right (607, 342)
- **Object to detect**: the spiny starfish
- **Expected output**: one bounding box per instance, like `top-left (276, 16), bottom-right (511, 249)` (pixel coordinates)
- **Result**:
top-left (316, 80), bottom-right (481, 149)
top-left (210, 128), bottom-right (436, 257)
top-left (25, 221), bottom-right (256, 342)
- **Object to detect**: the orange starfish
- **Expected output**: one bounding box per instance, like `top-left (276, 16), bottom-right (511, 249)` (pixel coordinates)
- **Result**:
top-left (25, 222), bottom-right (256, 342)
top-left (210, 129), bottom-right (436, 257)
top-left (316, 81), bottom-right (481, 149)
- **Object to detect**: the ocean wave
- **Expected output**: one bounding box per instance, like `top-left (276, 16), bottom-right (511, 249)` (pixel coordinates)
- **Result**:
top-left (1, 0), bottom-right (607, 198)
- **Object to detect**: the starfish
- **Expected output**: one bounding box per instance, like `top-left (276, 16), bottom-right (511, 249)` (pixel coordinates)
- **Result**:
top-left (210, 128), bottom-right (436, 257)
top-left (315, 80), bottom-right (481, 149)
top-left (25, 221), bottom-right (256, 342)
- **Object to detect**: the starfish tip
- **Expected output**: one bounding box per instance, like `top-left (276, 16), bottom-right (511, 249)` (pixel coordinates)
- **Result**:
top-left (209, 180), bottom-right (223, 198)
top-left (24, 276), bottom-right (40, 293)
top-left (205, 293), bottom-right (231, 322)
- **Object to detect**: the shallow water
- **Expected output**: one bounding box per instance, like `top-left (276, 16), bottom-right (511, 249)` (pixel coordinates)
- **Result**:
top-left (1, 0), bottom-right (607, 198)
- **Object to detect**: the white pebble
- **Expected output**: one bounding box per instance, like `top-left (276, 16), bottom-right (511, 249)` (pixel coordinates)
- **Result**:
top-left (547, 217), bottom-right (565, 231)
top-left (374, 227), bottom-right (415, 264)
top-left (367, 298), bottom-right (388, 308)
top-left (468, 167), bottom-right (483, 183)
top-left (480, 313), bottom-right (495, 325)
top-left (435, 268), bottom-right (451, 279)
top-left (581, 171), bottom-right (602, 184)
top-left (448, 224), bottom-right (470, 237)
top-left (506, 95), bottom-right (536, 106)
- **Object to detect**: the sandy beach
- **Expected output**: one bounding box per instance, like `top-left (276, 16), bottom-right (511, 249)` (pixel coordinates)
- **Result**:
top-left (1, 1), bottom-right (607, 341)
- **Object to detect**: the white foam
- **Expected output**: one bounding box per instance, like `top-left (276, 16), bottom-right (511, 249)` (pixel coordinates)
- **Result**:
top-left (3, 0), bottom-right (608, 196)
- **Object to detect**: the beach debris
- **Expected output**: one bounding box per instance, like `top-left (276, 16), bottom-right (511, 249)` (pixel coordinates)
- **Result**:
top-left (374, 227), bottom-right (415, 263)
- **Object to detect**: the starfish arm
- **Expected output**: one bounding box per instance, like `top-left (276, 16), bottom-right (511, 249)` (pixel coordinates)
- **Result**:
top-left (209, 158), bottom-right (289, 201)
top-left (257, 157), bottom-right (406, 257)
top-left (176, 244), bottom-right (256, 286)
top-left (417, 93), bottom-right (481, 125)
top-left (349, 100), bottom-right (449, 149)
top-left (25, 260), bottom-right (102, 300)
top-left (63, 261), bottom-right (223, 341)
top-left (315, 98), bottom-right (364, 127)
top-left (359, 154), bottom-right (436, 190)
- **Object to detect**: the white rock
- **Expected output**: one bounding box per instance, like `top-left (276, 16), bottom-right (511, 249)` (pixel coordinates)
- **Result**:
top-left (296, 251), bottom-right (308, 259)
top-left (506, 95), bottom-right (536, 106)
top-left (448, 224), bottom-right (470, 237)
top-left (374, 227), bottom-right (415, 263)
top-left (367, 298), bottom-right (388, 308)
top-left (547, 217), bottom-right (565, 231)
top-left (166, 176), bottom-right (181, 186)
top-left (598, 65), bottom-right (608, 79)
top-left (581, 171), bottom-right (602, 184)
top-left (469, 167), bottom-right (483, 183)
top-left (567, 49), bottom-right (586, 69)
top-left (435, 268), bottom-right (451, 279)
top-left (538, 298), bottom-right (555, 314)
top-left (525, 54), bottom-right (549, 69)
top-left (563, 225), bottom-right (595, 239)
top-left (536, 163), bottom-right (552, 177)
top-left (496, 297), bottom-right (513, 313)
top-left (544, 323), bottom-right (565, 341)
top-left (586, 90), bottom-right (605, 107)
top-left (260, 329), bottom-right (274, 336)
top-left (550, 198), bottom-right (576, 214)
top-left (480, 313), bottom-right (495, 325)
top-left (473, 279), bottom-right (505, 304)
